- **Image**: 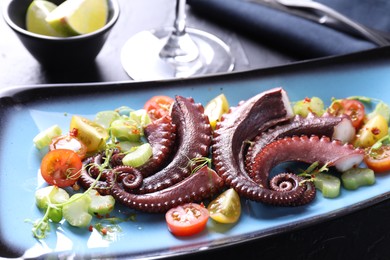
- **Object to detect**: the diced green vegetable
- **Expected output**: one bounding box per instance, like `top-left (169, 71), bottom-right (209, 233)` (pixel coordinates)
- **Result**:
top-left (115, 106), bottom-right (134, 116)
top-left (129, 109), bottom-right (151, 132)
top-left (33, 125), bottom-right (62, 149)
top-left (35, 186), bottom-right (69, 222)
top-left (62, 193), bottom-right (92, 227)
top-left (88, 189), bottom-right (115, 215)
top-left (94, 110), bottom-right (120, 129)
top-left (35, 186), bottom-right (70, 209)
top-left (341, 168), bottom-right (375, 190)
top-left (293, 97), bottom-right (325, 117)
top-left (122, 143), bottom-right (153, 167)
top-left (367, 101), bottom-right (390, 123)
top-left (313, 173), bottom-right (340, 198)
top-left (110, 118), bottom-right (141, 142)
top-left (115, 140), bottom-right (143, 152)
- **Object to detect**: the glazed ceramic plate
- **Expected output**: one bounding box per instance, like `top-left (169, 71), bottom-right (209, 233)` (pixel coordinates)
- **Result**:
top-left (1, 47), bottom-right (390, 259)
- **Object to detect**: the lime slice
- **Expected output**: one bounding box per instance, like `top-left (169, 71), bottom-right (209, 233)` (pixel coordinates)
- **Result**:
top-left (46, 0), bottom-right (108, 36)
top-left (207, 188), bottom-right (241, 224)
top-left (26, 0), bottom-right (67, 37)
top-left (204, 94), bottom-right (229, 130)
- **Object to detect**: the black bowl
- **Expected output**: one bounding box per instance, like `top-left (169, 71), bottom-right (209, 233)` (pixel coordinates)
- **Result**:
top-left (2, 0), bottom-right (120, 68)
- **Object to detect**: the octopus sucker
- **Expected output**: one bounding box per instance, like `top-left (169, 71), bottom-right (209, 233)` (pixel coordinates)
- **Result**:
top-left (268, 173), bottom-right (316, 206)
top-left (137, 115), bottom-right (177, 178)
top-left (107, 166), bottom-right (224, 213)
top-left (212, 88), bottom-right (299, 203)
top-left (246, 135), bottom-right (363, 205)
top-left (112, 166), bottom-right (143, 191)
top-left (135, 96), bottom-right (212, 194)
top-left (78, 150), bottom-right (119, 195)
top-left (251, 135), bottom-right (364, 186)
top-left (245, 113), bottom-right (356, 176)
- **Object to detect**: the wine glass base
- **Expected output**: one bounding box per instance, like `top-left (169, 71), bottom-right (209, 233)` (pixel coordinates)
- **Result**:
top-left (121, 28), bottom-right (235, 80)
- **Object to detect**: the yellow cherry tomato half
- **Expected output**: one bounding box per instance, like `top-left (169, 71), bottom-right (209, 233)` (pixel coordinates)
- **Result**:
top-left (207, 188), bottom-right (241, 224)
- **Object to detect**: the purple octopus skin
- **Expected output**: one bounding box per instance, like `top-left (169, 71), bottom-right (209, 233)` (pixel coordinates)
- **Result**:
top-left (249, 135), bottom-right (364, 205)
top-left (112, 166), bottom-right (144, 191)
top-left (268, 173), bottom-right (316, 206)
top-left (212, 88), bottom-right (295, 202)
top-left (134, 96), bottom-right (212, 194)
top-left (78, 115), bottom-right (177, 191)
top-left (107, 165), bottom-right (224, 213)
top-left (78, 152), bottom-right (115, 195)
top-left (245, 112), bottom-right (356, 176)
top-left (137, 115), bottom-right (177, 178)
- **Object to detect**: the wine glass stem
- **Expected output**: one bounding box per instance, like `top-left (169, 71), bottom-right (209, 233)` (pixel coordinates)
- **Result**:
top-left (159, 0), bottom-right (199, 62)
top-left (174, 0), bottom-right (186, 36)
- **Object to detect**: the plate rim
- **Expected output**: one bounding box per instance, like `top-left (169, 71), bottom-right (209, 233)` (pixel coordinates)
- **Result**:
top-left (1, 46), bottom-right (390, 259)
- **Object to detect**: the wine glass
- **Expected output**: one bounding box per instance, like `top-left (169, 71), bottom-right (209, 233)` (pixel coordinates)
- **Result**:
top-left (121, 0), bottom-right (235, 80)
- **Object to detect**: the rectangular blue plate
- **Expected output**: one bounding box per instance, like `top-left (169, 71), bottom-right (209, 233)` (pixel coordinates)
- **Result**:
top-left (1, 47), bottom-right (390, 259)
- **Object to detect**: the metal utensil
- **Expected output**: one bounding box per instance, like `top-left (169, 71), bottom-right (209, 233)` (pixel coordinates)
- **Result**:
top-left (247, 0), bottom-right (390, 46)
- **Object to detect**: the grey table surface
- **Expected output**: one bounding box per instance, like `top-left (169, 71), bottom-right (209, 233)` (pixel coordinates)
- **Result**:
top-left (0, 0), bottom-right (297, 88)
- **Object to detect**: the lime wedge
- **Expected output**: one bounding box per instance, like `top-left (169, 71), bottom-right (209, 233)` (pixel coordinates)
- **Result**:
top-left (26, 0), bottom-right (67, 37)
top-left (46, 0), bottom-right (108, 36)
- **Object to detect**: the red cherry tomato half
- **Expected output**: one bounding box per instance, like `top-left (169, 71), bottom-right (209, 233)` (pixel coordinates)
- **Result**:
top-left (49, 134), bottom-right (88, 159)
top-left (40, 149), bottom-right (83, 187)
top-left (165, 203), bottom-right (209, 236)
top-left (144, 96), bottom-right (174, 121)
top-left (364, 145), bottom-right (390, 173)
top-left (329, 99), bottom-right (365, 129)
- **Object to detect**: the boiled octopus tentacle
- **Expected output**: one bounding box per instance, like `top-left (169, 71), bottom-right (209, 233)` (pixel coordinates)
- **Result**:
top-left (137, 115), bottom-right (177, 178)
top-left (78, 149), bottom-right (121, 195)
top-left (245, 113), bottom-right (356, 176)
top-left (268, 173), bottom-right (316, 206)
top-left (112, 166), bottom-right (144, 191)
top-left (251, 135), bottom-right (364, 185)
top-left (248, 135), bottom-right (364, 205)
top-left (107, 165), bottom-right (224, 213)
top-left (99, 116), bottom-right (177, 177)
top-left (134, 96), bottom-right (212, 194)
top-left (212, 88), bottom-right (296, 202)
top-left (78, 114), bottom-right (178, 192)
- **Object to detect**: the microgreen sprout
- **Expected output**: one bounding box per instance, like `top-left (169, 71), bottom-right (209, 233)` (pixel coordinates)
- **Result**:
top-left (187, 157), bottom-right (212, 175)
top-left (66, 167), bottom-right (81, 180)
top-left (298, 161), bottom-right (329, 185)
top-left (28, 148), bottom-right (116, 239)
top-left (368, 134), bottom-right (390, 157)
